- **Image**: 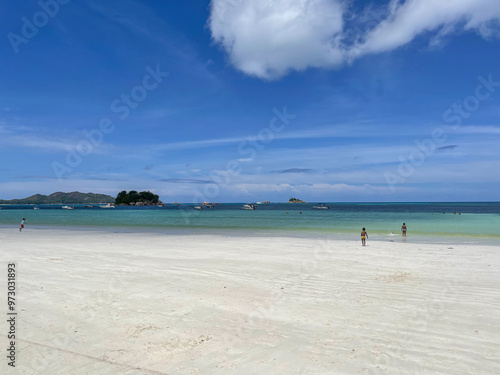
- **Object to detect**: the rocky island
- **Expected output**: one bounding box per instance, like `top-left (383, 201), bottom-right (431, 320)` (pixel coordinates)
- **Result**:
top-left (288, 197), bottom-right (306, 203)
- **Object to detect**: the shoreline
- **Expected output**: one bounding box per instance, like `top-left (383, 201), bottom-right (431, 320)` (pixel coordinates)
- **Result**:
top-left (2, 224), bottom-right (499, 246)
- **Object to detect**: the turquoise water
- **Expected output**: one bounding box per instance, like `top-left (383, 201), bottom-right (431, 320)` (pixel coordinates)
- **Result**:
top-left (1, 203), bottom-right (499, 244)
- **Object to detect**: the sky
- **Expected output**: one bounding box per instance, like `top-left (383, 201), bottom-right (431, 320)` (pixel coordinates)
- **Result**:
top-left (1, 0), bottom-right (500, 203)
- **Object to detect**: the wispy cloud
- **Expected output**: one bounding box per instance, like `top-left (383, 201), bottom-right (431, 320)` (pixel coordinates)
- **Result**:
top-left (160, 178), bottom-right (213, 184)
top-left (1, 134), bottom-right (77, 152)
top-left (353, 0), bottom-right (500, 57)
top-left (14, 175), bottom-right (53, 180)
top-left (437, 145), bottom-right (458, 151)
top-left (449, 125), bottom-right (500, 134)
top-left (151, 124), bottom-right (403, 152)
top-left (0, 126), bottom-right (114, 154)
top-left (153, 136), bottom-right (249, 151)
top-left (272, 168), bottom-right (314, 174)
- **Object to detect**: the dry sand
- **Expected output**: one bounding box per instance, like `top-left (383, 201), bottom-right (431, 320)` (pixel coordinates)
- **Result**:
top-left (1, 228), bottom-right (499, 374)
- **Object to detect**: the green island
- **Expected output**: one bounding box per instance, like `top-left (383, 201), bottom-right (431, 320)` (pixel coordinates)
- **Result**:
top-left (0, 192), bottom-right (114, 205)
top-left (115, 190), bottom-right (161, 206)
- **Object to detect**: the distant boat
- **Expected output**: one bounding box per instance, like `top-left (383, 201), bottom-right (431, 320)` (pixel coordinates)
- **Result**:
top-left (200, 202), bottom-right (215, 208)
top-left (313, 204), bottom-right (330, 209)
top-left (99, 203), bottom-right (115, 209)
top-left (62, 205), bottom-right (75, 210)
top-left (242, 204), bottom-right (257, 210)
top-left (33, 206), bottom-right (40, 210)
top-left (194, 206), bottom-right (203, 210)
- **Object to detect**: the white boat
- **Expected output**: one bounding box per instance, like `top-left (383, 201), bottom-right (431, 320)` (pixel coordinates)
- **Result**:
top-left (194, 206), bottom-right (203, 210)
top-left (242, 204), bottom-right (257, 210)
top-left (313, 204), bottom-right (330, 209)
top-left (200, 202), bottom-right (215, 208)
top-left (62, 205), bottom-right (75, 210)
top-left (100, 203), bottom-right (115, 209)
top-left (33, 207), bottom-right (40, 210)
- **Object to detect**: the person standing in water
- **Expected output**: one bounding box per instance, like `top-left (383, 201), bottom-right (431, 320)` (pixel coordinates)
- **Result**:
top-left (401, 223), bottom-right (407, 237)
top-left (20, 218), bottom-right (26, 232)
top-left (361, 228), bottom-right (368, 246)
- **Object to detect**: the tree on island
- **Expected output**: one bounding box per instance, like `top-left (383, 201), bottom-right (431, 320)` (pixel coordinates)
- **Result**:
top-left (115, 190), bottom-right (160, 205)
top-left (288, 197), bottom-right (306, 203)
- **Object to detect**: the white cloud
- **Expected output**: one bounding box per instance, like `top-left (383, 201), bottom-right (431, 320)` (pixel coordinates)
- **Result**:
top-left (209, 0), bottom-right (346, 79)
top-left (209, 0), bottom-right (500, 79)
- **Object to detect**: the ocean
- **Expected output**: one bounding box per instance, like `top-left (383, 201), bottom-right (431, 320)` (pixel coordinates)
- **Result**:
top-left (1, 202), bottom-right (499, 244)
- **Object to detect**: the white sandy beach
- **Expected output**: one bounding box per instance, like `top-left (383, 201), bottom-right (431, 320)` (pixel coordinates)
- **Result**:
top-left (1, 228), bottom-right (499, 375)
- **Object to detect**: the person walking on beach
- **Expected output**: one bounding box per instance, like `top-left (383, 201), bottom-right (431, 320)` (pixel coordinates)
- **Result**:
top-left (401, 223), bottom-right (407, 237)
top-left (20, 218), bottom-right (26, 232)
top-left (361, 228), bottom-right (368, 246)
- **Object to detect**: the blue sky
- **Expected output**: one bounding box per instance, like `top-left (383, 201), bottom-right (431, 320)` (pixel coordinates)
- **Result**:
top-left (1, 0), bottom-right (500, 202)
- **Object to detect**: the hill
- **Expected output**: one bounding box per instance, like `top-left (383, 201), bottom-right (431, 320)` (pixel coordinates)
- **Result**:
top-left (0, 192), bottom-right (115, 205)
